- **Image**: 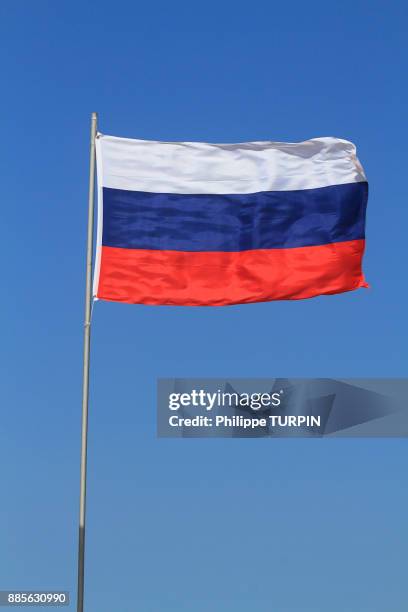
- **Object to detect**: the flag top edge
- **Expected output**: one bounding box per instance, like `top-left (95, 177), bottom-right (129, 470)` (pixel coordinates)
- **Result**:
top-left (97, 132), bottom-right (357, 150)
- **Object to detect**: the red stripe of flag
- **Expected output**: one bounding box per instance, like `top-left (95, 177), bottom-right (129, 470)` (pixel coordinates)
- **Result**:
top-left (96, 240), bottom-right (368, 306)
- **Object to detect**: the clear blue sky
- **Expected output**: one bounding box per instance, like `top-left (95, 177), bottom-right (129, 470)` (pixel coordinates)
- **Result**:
top-left (1, 1), bottom-right (407, 610)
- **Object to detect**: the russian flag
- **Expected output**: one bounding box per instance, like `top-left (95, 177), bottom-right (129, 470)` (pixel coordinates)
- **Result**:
top-left (93, 135), bottom-right (368, 306)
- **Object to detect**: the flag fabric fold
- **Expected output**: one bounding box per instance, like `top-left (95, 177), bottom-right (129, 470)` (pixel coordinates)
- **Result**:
top-left (93, 135), bottom-right (368, 306)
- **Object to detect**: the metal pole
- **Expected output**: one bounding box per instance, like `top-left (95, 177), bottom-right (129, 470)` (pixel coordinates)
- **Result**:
top-left (77, 112), bottom-right (98, 612)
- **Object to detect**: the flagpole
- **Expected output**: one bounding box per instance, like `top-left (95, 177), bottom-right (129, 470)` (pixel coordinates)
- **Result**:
top-left (77, 112), bottom-right (98, 612)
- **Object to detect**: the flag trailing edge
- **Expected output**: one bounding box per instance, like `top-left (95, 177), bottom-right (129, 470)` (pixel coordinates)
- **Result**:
top-left (93, 135), bottom-right (368, 306)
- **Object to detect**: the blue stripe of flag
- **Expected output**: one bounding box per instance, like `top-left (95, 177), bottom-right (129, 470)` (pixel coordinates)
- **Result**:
top-left (102, 182), bottom-right (368, 252)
